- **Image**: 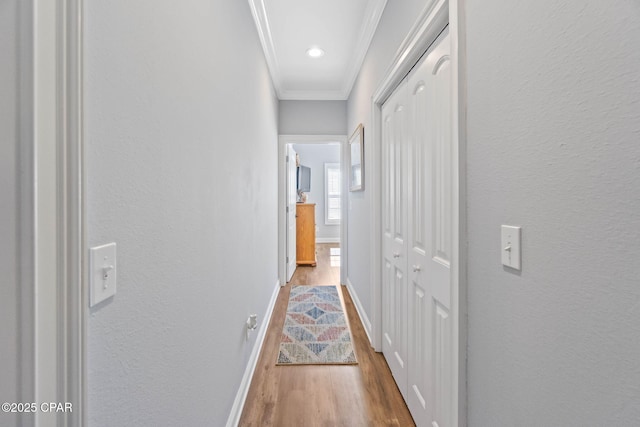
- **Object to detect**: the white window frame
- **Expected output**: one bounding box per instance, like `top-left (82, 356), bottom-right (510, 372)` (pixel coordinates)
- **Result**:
top-left (324, 163), bottom-right (341, 225)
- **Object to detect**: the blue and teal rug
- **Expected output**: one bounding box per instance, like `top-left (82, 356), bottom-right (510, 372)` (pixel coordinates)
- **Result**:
top-left (277, 285), bottom-right (357, 365)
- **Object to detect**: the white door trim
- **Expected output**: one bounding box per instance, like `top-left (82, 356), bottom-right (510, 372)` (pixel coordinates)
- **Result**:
top-left (369, 0), bottom-right (466, 425)
top-left (52, 0), bottom-right (87, 425)
top-left (278, 135), bottom-right (348, 286)
top-left (35, 0), bottom-right (60, 424)
top-left (60, 1), bottom-right (87, 425)
top-left (27, 0), bottom-right (86, 425)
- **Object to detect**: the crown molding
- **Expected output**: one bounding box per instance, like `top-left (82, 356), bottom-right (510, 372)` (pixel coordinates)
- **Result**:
top-left (248, 0), bottom-right (285, 97)
top-left (340, 0), bottom-right (387, 99)
top-left (278, 88), bottom-right (347, 101)
top-left (249, 0), bottom-right (387, 101)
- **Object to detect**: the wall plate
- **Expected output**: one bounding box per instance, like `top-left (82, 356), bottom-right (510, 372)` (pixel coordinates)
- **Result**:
top-left (501, 225), bottom-right (521, 270)
top-left (89, 242), bottom-right (117, 307)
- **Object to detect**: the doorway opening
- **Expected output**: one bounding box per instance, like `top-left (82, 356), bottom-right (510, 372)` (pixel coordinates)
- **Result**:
top-left (277, 135), bottom-right (348, 287)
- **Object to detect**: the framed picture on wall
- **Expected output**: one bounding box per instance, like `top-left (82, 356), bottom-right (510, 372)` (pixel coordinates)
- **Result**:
top-left (349, 123), bottom-right (364, 191)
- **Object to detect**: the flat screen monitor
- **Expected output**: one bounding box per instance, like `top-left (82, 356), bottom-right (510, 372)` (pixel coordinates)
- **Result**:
top-left (297, 165), bottom-right (311, 192)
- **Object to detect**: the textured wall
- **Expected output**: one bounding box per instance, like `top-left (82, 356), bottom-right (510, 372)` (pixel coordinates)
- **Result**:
top-left (292, 144), bottom-right (341, 240)
top-left (85, 1), bottom-right (278, 425)
top-left (346, 0), bottom-right (428, 339)
top-left (466, 0), bottom-right (640, 424)
top-left (279, 100), bottom-right (347, 135)
top-left (349, 0), bottom-right (640, 423)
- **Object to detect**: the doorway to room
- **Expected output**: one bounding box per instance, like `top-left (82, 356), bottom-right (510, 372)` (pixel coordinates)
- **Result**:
top-left (278, 135), bottom-right (348, 287)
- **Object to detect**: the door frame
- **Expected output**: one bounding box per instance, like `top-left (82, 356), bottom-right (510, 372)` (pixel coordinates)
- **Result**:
top-left (57, 2), bottom-right (87, 425)
top-left (31, 0), bottom-right (86, 425)
top-left (278, 135), bottom-right (348, 286)
top-left (369, 0), bottom-right (466, 425)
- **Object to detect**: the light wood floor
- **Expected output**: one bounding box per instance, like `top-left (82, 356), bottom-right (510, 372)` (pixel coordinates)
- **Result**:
top-left (239, 243), bottom-right (415, 427)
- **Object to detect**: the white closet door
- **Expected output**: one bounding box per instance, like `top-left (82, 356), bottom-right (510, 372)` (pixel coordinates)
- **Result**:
top-left (381, 80), bottom-right (409, 398)
top-left (407, 27), bottom-right (452, 427)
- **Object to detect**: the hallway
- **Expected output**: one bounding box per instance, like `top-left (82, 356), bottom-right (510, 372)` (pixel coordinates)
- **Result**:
top-left (6, 1), bottom-right (639, 426)
top-left (239, 244), bottom-right (415, 426)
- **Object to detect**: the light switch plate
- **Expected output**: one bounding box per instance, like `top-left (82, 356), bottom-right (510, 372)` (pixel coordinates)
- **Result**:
top-left (89, 242), bottom-right (117, 307)
top-left (501, 225), bottom-right (521, 270)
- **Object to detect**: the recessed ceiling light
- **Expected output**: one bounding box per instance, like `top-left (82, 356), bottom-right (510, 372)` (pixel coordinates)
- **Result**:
top-left (306, 47), bottom-right (325, 58)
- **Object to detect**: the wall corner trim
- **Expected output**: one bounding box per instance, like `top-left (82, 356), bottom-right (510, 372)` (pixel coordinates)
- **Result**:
top-left (225, 279), bottom-right (281, 427)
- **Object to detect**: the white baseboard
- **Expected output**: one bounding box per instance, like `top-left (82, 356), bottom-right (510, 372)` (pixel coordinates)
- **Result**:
top-left (316, 237), bottom-right (340, 244)
top-left (345, 277), bottom-right (373, 346)
top-left (226, 279), bottom-right (281, 427)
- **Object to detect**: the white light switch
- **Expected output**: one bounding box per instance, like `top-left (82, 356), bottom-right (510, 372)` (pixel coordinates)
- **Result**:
top-left (501, 225), bottom-right (521, 270)
top-left (90, 242), bottom-right (117, 307)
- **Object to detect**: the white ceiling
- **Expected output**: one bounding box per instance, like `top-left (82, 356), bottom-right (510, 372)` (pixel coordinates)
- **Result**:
top-left (248, 0), bottom-right (388, 100)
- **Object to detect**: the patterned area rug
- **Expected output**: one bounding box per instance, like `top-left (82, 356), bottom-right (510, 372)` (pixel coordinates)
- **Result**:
top-left (277, 285), bottom-right (357, 365)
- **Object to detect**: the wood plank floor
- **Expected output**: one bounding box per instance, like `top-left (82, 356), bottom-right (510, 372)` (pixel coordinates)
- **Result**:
top-left (239, 243), bottom-right (415, 427)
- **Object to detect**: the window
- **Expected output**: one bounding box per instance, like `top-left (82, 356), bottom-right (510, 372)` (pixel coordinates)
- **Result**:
top-left (325, 163), bottom-right (341, 225)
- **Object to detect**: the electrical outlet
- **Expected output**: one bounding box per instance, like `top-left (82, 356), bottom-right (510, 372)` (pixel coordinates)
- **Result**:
top-left (246, 314), bottom-right (258, 340)
top-left (247, 314), bottom-right (258, 331)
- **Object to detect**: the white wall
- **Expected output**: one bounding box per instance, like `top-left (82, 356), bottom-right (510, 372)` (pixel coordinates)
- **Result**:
top-left (1, 2), bottom-right (40, 425)
top-left (292, 144), bottom-right (341, 241)
top-left (346, 0), bottom-right (428, 339)
top-left (85, 1), bottom-right (278, 425)
top-left (0, 2), bottom-right (22, 424)
top-left (350, 0), bottom-right (640, 423)
top-left (465, 0), bottom-right (640, 424)
top-left (279, 100), bottom-right (347, 135)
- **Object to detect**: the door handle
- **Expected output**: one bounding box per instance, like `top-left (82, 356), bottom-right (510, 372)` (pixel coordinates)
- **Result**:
top-left (393, 252), bottom-right (401, 258)
top-left (412, 265), bottom-right (421, 272)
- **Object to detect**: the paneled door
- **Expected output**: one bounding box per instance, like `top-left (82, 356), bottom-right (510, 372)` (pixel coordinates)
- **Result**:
top-left (406, 28), bottom-right (452, 427)
top-left (381, 26), bottom-right (454, 427)
top-left (381, 80), bottom-right (409, 398)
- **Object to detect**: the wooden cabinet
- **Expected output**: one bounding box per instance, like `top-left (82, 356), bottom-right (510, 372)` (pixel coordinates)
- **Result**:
top-left (296, 203), bottom-right (316, 266)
